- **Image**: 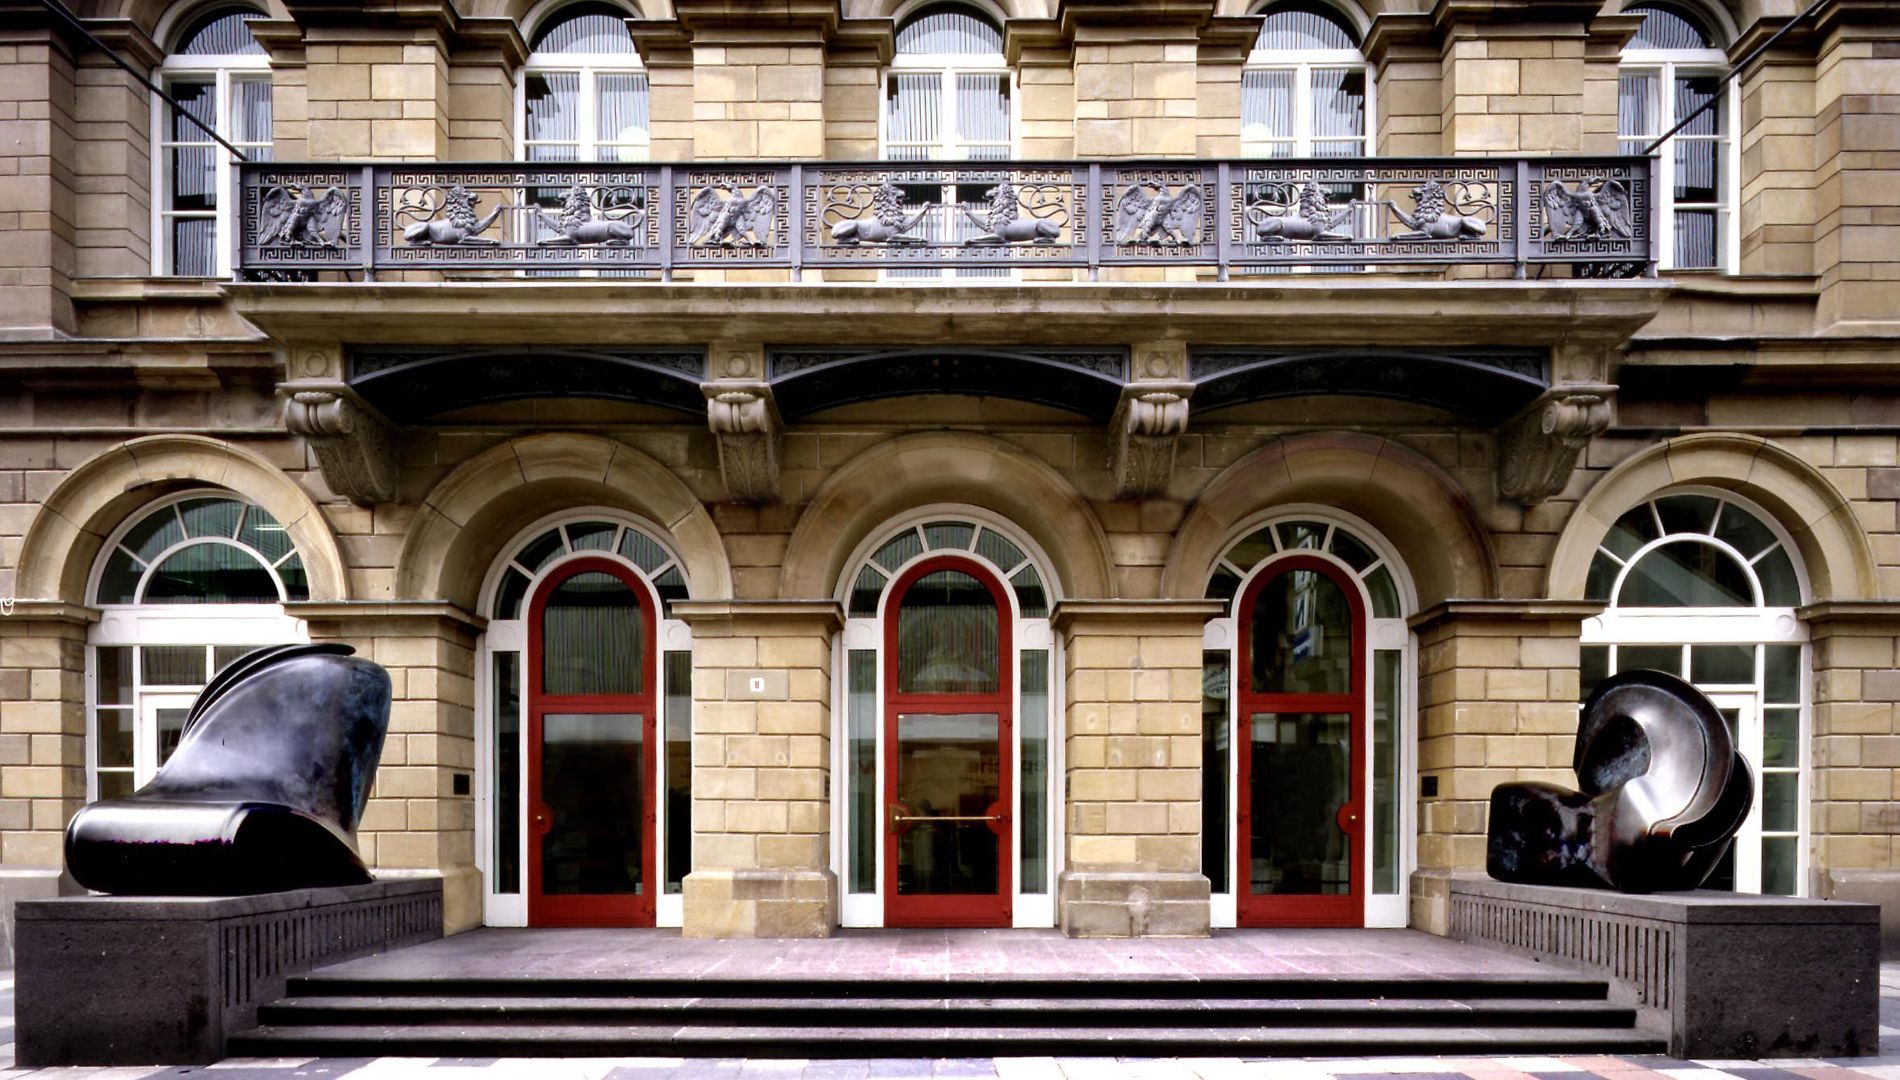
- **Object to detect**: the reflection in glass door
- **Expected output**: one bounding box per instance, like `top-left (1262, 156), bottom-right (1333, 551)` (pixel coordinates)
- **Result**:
top-left (527, 558), bottom-right (655, 926)
top-left (884, 558), bottom-right (1012, 927)
top-left (1237, 555), bottom-right (1365, 927)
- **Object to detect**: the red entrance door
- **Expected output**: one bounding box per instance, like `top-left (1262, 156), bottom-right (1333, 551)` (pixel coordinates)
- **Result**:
top-left (1236, 554), bottom-right (1365, 927)
top-left (883, 556), bottom-right (1013, 928)
top-left (527, 557), bottom-right (656, 927)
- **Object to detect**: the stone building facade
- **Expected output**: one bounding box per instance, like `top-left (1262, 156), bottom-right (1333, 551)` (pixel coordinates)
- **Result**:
top-left (1, 0), bottom-right (1898, 952)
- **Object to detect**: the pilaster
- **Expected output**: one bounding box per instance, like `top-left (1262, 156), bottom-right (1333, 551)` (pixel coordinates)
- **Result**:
top-left (0, 17), bottom-right (79, 340)
top-left (284, 0), bottom-right (458, 161)
top-left (71, 20), bottom-right (159, 279)
top-left (1432, 0), bottom-right (1597, 155)
top-left (673, 599), bottom-right (841, 938)
top-left (1053, 599), bottom-right (1222, 937)
top-left (675, 0), bottom-right (836, 161)
top-left (0, 602), bottom-right (96, 872)
top-left (1809, 2), bottom-right (1900, 330)
top-left (1060, 2), bottom-right (1212, 158)
top-left (289, 601), bottom-right (484, 932)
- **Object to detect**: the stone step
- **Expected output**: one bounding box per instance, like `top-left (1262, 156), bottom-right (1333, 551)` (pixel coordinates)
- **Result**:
top-left (257, 994), bottom-right (1639, 1029)
top-left (229, 1022), bottom-right (1667, 1058)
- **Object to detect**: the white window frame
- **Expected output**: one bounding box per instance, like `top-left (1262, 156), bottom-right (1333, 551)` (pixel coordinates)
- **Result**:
top-left (1580, 486), bottom-right (1811, 895)
top-left (831, 506), bottom-right (1061, 929)
top-left (150, 16), bottom-right (271, 279)
top-left (475, 510), bottom-right (693, 929)
top-left (1240, 4), bottom-right (1374, 158)
top-left (1200, 506), bottom-right (1416, 929)
top-left (1620, 18), bottom-right (1737, 272)
top-left (515, 8), bottom-right (650, 164)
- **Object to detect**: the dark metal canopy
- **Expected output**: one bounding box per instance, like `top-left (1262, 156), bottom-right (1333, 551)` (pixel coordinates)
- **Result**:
top-left (767, 346), bottom-right (1129, 420)
top-left (1189, 347), bottom-right (1549, 423)
top-left (347, 346), bottom-right (707, 422)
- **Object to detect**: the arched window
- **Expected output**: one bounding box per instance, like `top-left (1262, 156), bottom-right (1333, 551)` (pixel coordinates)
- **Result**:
top-left (478, 514), bottom-right (692, 928)
top-left (521, 2), bottom-right (649, 163)
top-left (835, 511), bottom-right (1055, 928)
top-left (155, 5), bottom-right (272, 277)
top-left (1619, 3), bottom-right (1731, 270)
top-left (1242, 1), bottom-right (1370, 158)
top-left (1582, 490), bottom-right (1807, 894)
top-left (1202, 512), bottom-right (1413, 929)
top-left (87, 492), bottom-right (307, 802)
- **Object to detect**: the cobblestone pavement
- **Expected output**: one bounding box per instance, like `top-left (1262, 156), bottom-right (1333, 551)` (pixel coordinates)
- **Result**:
top-left (1, 966), bottom-right (1895, 1080)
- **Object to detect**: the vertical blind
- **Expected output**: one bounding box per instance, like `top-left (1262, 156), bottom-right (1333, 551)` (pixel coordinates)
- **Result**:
top-left (896, 570), bottom-right (1000, 696)
top-left (541, 571), bottom-right (645, 696)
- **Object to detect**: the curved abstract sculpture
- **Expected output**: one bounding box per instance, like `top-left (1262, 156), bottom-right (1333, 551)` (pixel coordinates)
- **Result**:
top-left (1486, 669), bottom-right (1754, 893)
top-left (66, 644), bottom-right (392, 896)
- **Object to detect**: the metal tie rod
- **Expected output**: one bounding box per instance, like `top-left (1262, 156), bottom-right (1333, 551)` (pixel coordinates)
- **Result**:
top-left (1641, 0), bottom-right (1828, 156)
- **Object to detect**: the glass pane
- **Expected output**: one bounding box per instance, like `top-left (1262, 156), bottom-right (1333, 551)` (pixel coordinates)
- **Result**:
top-left (176, 9), bottom-right (264, 54)
top-left (526, 72), bottom-right (580, 144)
top-left (1602, 504), bottom-right (1660, 560)
top-left (887, 73), bottom-right (943, 155)
top-left (1674, 74), bottom-right (1723, 138)
top-left (1762, 835), bottom-right (1797, 896)
top-left (1226, 527), bottom-right (1276, 572)
top-left (1202, 651), bottom-right (1230, 894)
top-left (167, 77), bottom-right (216, 142)
top-left (123, 505), bottom-right (186, 565)
top-left (278, 553), bottom-right (309, 601)
top-left (1618, 644), bottom-right (1681, 677)
top-left (652, 565), bottom-right (688, 610)
top-left (894, 712), bottom-right (1000, 895)
top-left (1617, 541), bottom-right (1752, 606)
top-left (1251, 569), bottom-right (1353, 695)
top-left (1363, 564), bottom-right (1399, 619)
top-left (1256, 4), bottom-right (1358, 50)
top-left (1690, 644), bottom-right (1755, 685)
top-left (1241, 68), bottom-right (1294, 145)
top-left (97, 550), bottom-right (143, 604)
top-left (541, 571), bottom-right (644, 696)
top-left (956, 73), bottom-right (1009, 146)
top-left (169, 142), bottom-right (216, 214)
top-left (1372, 650), bottom-right (1401, 894)
top-left (96, 647), bottom-right (132, 705)
top-left (1763, 772), bottom-right (1798, 833)
top-left (1020, 651), bottom-right (1049, 895)
top-left (97, 709), bottom-right (134, 769)
top-left (516, 528), bottom-right (566, 575)
top-left (1278, 521), bottom-right (1327, 551)
top-left (141, 645), bottom-right (206, 687)
top-left (848, 650), bottom-right (878, 894)
top-left (974, 529), bottom-right (1026, 573)
top-left (1586, 551), bottom-right (1621, 602)
top-left (177, 496), bottom-right (242, 540)
top-left (1755, 546), bottom-right (1801, 606)
top-left (144, 543), bottom-right (280, 603)
top-left (495, 567), bottom-right (531, 621)
top-left (1328, 529), bottom-right (1377, 573)
top-left (923, 521), bottom-right (976, 552)
top-left (1764, 644), bottom-right (1800, 704)
top-left (896, 8), bottom-right (1003, 55)
top-left (874, 530), bottom-right (925, 573)
top-left (1311, 69), bottom-right (1364, 139)
top-left (567, 522), bottom-right (616, 551)
top-left (664, 651), bottom-right (691, 895)
top-left (1208, 565), bottom-right (1242, 605)
top-left (236, 505), bottom-right (294, 563)
top-left (1764, 707), bottom-right (1800, 768)
top-left (98, 770), bottom-right (135, 802)
top-left (213, 645), bottom-right (252, 672)
top-left (540, 712), bottom-right (644, 895)
top-left (1656, 493), bottom-right (1719, 536)
top-left (1674, 208), bottom-right (1719, 270)
top-left (849, 564), bottom-right (887, 619)
top-left (1713, 502), bottom-right (1777, 559)
top-left (1581, 645), bottom-right (1610, 701)
top-left (1674, 139), bottom-right (1720, 204)
top-left (170, 217), bottom-right (217, 276)
top-left (156, 707), bottom-right (189, 766)
top-left (896, 570), bottom-right (1000, 695)
top-left (1250, 712), bottom-right (1352, 895)
top-left (231, 77), bottom-right (273, 145)
top-left (533, 8), bottom-right (636, 53)
top-left (493, 651), bottom-right (521, 895)
top-left (1630, 6), bottom-right (1713, 50)
top-left (617, 528), bottom-right (669, 573)
top-left (1618, 71), bottom-right (1659, 141)
top-left (597, 72), bottom-right (650, 152)
top-left (1009, 564), bottom-right (1048, 619)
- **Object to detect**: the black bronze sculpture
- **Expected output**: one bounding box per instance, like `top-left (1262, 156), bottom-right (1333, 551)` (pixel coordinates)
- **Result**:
top-left (1486, 668), bottom-right (1754, 893)
top-left (66, 643), bottom-right (391, 896)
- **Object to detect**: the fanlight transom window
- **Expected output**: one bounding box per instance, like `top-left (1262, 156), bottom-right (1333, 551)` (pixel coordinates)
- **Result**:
top-left (1242, 0), bottom-right (1368, 159)
top-left (1206, 517), bottom-right (1400, 618)
top-left (488, 519), bottom-right (688, 619)
top-left (94, 494), bottom-right (307, 605)
top-left (1585, 493), bottom-right (1802, 608)
top-left (848, 520), bottom-right (1047, 618)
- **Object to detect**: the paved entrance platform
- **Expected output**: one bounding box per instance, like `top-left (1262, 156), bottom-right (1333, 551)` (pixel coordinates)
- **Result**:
top-left (308, 927), bottom-right (1562, 982)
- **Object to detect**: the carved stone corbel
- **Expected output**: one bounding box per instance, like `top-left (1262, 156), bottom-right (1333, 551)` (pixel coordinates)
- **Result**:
top-left (704, 379), bottom-right (781, 504)
top-left (282, 384), bottom-right (401, 505)
top-left (1497, 383), bottom-right (1617, 504)
top-left (1110, 380), bottom-right (1194, 500)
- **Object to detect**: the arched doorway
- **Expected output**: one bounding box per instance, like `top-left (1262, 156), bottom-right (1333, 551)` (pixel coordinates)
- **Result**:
top-left (883, 556), bottom-right (1014, 927)
top-left (526, 557), bottom-right (658, 926)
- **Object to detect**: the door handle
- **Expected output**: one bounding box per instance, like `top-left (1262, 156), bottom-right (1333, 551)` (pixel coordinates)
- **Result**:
top-left (889, 814), bottom-right (1007, 823)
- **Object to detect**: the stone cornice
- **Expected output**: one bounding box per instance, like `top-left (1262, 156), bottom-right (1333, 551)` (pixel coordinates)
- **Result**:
top-left (671, 0), bottom-right (841, 40)
top-left (286, 601), bottom-right (487, 634)
top-left (1058, 0), bottom-right (1218, 37)
top-left (1051, 599), bottom-right (1227, 632)
top-left (0, 601), bottom-right (101, 627)
top-left (75, 18), bottom-right (163, 69)
top-left (452, 17), bottom-right (529, 70)
top-left (279, 0), bottom-right (460, 35)
top-left (1797, 601), bottom-right (1900, 630)
top-left (1408, 599), bottom-right (1605, 632)
top-left (670, 599), bottom-right (845, 634)
top-left (1428, 0), bottom-right (1601, 33)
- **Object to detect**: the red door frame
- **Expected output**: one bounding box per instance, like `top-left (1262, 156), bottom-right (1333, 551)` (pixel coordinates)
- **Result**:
top-left (882, 555), bottom-right (1013, 928)
top-left (526, 556), bottom-right (657, 927)
top-left (1235, 553), bottom-right (1366, 928)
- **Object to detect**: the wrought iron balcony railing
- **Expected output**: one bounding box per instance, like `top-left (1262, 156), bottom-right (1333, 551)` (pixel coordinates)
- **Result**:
top-left (237, 156), bottom-right (1658, 281)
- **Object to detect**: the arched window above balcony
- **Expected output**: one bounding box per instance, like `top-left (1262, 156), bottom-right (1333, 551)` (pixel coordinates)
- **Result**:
top-left (156, 5), bottom-right (272, 277)
top-left (885, 3), bottom-right (1011, 161)
top-left (521, 2), bottom-right (649, 163)
top-left (1243, 0), bottom-right (1369, 158)
top-left (1619, 3), bottom-right (1732, 270)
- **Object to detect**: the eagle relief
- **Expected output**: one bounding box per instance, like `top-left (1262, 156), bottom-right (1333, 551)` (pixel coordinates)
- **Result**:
top-left (1541, 177), bottom-right (1635, 241)
top-left (688, 184), bottom-right (778, 247)
top-left (257, 183), bottom-right (349, 248)
top-left (1114, 182), bottom-right (1204, 245)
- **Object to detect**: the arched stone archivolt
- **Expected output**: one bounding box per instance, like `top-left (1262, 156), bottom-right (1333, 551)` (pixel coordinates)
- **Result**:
top-left (1548, 432), bottom-right (1879, 603)
top-left (1162, 431), bottom-right (1496, 607)
top-left (15, 434), bottom-right (347, 605)
top-left (396, 432), bottom-right (732, 611)
top-left (779, 431), bottom-right (1114, 602)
